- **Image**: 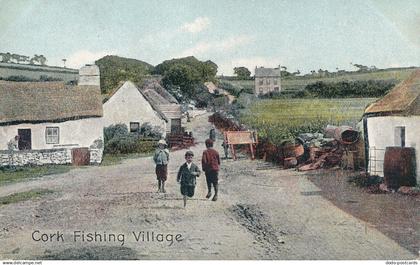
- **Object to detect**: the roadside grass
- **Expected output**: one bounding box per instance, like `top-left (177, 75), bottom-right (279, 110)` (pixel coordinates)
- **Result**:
top-left (101, 152), bottom-right (153, 166)
top-left (240, 98), bottom-right (376, 144)
top-left (0, 189), bottom-right (54, 205)
top-left (0, 165), bottom-right (71, 186)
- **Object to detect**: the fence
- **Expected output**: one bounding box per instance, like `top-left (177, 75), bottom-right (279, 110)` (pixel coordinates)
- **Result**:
top-left (368, 146), bottom-right (385, 176)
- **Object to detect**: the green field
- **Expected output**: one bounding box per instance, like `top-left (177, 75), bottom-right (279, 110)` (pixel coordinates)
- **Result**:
top-left (224, 68), bottom-right (417, 92)
top-left (240, 98), bottom-right (376, 144)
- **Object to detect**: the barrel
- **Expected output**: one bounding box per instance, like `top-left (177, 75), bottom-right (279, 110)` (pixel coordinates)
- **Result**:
top-left (324, 125), bottom-right (359, 144)
top-left (383, 147), bottom-right (417, 189)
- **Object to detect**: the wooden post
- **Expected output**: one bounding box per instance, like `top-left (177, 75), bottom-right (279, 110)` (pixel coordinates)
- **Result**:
top-left (249, 143), bottom-right (255, 160)
top-left (230, 144), bottom-right (236, 160)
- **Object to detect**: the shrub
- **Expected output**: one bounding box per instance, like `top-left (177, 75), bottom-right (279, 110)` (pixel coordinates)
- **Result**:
top-left (104, 135), bottom-right (138, 154)
top-left (104, 124), bottom-right (160, 154)
top-left (104, 124), bottom-right (129, 143)
top-left (140, 123), bottom-right (163, 139)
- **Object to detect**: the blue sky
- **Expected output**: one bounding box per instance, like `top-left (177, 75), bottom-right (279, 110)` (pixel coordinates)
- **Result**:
top-left (0, 0), bottom-right (419, 75)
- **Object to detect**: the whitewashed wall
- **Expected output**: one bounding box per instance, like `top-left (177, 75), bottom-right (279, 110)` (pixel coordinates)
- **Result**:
top-left (103, 81), bottom-right (167, 136)
top-left (366, 116), bottom-right (420, 182)
top-left (0, 117), bottom-right (103, 150)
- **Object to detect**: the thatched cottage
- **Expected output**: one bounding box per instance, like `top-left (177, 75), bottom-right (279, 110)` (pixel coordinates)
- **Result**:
top-left (140, 79), bottom-right (182, 134)
top-left (363, 69), bottom-right (420, 183)
top-left (0, 65), bottom-right (104, 166)
top-left (102, 81), bottom-right (168, 136)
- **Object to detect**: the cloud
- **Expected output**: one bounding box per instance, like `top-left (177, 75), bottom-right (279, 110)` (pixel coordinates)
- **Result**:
top-left (218, 56), bottom-right (281, 75)
top-left (177, 35), bottom-right (254, 57)
top-left (180, 17), bottom-right (211, 33)
top-left (65, 50), bottom-right (115, 69)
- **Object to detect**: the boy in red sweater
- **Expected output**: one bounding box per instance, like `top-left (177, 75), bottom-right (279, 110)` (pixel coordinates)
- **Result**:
top-left (202, 139), bottom-right (221, 201)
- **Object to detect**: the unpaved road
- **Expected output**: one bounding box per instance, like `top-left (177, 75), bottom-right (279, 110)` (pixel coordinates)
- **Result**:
top-left (0, 113), bottom-right (416, 260)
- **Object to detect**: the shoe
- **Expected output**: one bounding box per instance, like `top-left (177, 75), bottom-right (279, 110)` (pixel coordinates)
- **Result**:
top-left (206, 192), bottom-right (212, 199)
top-left (212, 195), bottom-right (218, 201)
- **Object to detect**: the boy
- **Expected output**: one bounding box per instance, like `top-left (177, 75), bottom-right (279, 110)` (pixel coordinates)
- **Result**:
top-left (153, 139), bottom-right (169, 193)
top-left (202, 139), bottom-right (221, 201)
top-left (177, 151), bottom-right (201, 208)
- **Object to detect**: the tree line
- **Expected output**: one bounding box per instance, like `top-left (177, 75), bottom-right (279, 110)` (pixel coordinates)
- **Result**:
top-left (0, 52), bottom-right (47, 65)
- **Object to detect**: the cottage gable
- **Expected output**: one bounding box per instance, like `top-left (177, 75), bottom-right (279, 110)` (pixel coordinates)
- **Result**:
top-left (102, 81), bottom-right (167, 134)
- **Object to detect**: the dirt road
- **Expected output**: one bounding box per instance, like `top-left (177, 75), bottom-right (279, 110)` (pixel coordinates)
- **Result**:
top-left (0, 113), bottom-right (416, 260)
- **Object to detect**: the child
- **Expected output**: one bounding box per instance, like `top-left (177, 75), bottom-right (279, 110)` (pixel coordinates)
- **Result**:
top-left (153, 139), bottom-right (169, 193)
top-left (177, 151), bottom-right (201, 208)
top-left (202, 139), bottom-right (221, 201)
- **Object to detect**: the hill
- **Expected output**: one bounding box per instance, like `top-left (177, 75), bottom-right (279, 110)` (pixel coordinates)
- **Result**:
top-left (95, 55), bottom-right (155, 94)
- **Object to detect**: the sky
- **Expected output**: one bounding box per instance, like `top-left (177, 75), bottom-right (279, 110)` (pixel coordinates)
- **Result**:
top-left (0, 0), bottom-right (419, 75)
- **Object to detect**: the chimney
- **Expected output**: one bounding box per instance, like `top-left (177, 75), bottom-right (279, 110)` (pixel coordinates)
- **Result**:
top-left (78, 64), bottom-right (100, 86)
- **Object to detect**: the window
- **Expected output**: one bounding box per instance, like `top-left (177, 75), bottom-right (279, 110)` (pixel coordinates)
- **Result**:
top-left (266, 79), bottom-right (270, 85)
top-left (259, 79), bottom-right (263, 85)
top-left (274, 79), bottom-right (278, 85)
top-left (394, 126), bottom-right (405, 147)
top-left (130, 122), bottom-right (140, 133)
top-left (46, 127), bottom-right (59, 144)
top-left (274, 87), bottom-right (279, 92)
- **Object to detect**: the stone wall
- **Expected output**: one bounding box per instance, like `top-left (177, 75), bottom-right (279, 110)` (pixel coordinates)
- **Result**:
top-left (0, 148), bottom-right (103, 167)
top-left (0, 148), bottom-right (71, 167)
top-left (89, 148), bottom-right (103, 165)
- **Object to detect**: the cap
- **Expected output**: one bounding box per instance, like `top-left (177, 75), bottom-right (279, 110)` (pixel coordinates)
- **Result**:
top-left (158, 139), bottom-right (167, 145)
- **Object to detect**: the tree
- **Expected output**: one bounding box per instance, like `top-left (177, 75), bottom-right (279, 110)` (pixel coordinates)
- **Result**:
top-left (233, 66), bottom-right (251, 80)
top-left (0, 52), bottom-right (12, 63)
top-left (161, 64), bottom-right (202, 98)
top-left (38, 55), bottom-right (47, 65)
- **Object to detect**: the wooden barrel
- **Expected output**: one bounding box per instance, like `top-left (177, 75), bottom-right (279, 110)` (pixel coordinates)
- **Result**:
top-left (384, 147), bottom-right (417, 189)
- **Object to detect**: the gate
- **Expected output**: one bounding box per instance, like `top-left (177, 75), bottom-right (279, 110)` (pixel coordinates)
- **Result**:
top-left (72, 148), bottom-right (90, 166)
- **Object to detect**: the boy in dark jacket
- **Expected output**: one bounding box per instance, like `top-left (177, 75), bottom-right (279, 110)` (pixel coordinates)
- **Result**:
top-left (177, 151), bottom-right (201, 208)
top-left (202, 139), bottom-right (221, 201)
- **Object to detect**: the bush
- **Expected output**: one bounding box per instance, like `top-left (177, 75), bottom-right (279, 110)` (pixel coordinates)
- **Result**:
top-left (104, 124), bottom-right (160, 154)
top-left (303, 80), bottom-right (397, 98)
top-left (104, 135), bottom-right (138, 154)
top-left (104, 124), bottom-right (129, 143)
top-left (140, 123), bottom-right (163, 139)
top-left (218, 81), bottom-right (243, 97)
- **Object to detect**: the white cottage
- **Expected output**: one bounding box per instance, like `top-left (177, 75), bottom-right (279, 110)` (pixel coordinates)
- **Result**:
top-left (102, 81), bottom-right (168, 136)
top-left (363, 69), bottom-right (420, 182)
top-left (0, 65), bottom-right (104, 166)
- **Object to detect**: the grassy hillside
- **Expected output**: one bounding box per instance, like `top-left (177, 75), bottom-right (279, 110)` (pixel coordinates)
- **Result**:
top-left (224, 67), bottom-right (418, 93)
top-left (95, 55), bottom-right (155, 94)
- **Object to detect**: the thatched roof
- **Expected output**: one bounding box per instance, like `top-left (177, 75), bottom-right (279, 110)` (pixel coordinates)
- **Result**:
top-left (0, 80), bottom-right (103, 125)
top-left (364, 70), bottom-right (420, 116)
